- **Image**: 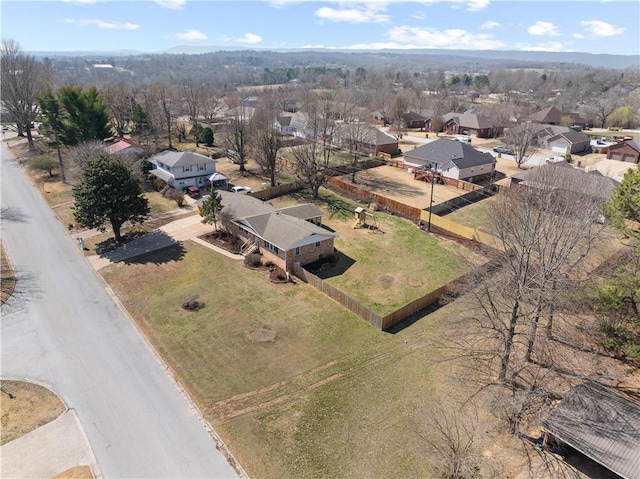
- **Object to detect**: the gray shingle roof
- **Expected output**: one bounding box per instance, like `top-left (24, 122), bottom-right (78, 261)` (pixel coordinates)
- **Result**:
top-left (218, 191), bottom-right (336, 251)
top-left (543, 382), bottom-right (640, 479)
top-left (150, 150), bottom-right (215, 168)
top-left (242, 212), bottom-right (335, 250)
top-left (403, 138), bottom-right (496, 170)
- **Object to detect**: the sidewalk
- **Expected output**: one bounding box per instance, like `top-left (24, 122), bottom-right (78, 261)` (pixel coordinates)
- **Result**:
top-left (86, 214), bottom-right (243, 271)
top-left (0, 409), bottom-right (100, 479)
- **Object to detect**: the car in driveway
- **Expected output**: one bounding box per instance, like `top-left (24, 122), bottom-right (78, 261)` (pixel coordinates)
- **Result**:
top-left (230, 185), bottom-right (252, 194)
top-left (493, 146), bottom-right (514, 155)
top-left (184, 186), bottom-right (201, 198)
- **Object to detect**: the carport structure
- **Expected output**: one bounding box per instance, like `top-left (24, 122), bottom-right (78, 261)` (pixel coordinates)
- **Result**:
top-left (543, 382), bottom-right (640, 479)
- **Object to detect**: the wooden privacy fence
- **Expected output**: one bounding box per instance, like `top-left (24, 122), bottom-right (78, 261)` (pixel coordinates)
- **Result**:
top-left (292, 262), bottom-right (459, 330)
top-left (292, 263), bottom-right (384, 329)
top-left (420, 210), bottom-right (504, 252)
top-left (328, 177), bottom-right (422, 221)
top-left (249, 182), bottom-right (304, 200)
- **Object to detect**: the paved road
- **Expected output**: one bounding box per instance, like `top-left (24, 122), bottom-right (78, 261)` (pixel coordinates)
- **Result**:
top-left (1, 139), bottom-right (239, 478)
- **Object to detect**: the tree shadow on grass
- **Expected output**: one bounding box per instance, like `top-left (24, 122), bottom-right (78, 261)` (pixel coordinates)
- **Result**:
top-left (98, 230), bottom-right (186, 265)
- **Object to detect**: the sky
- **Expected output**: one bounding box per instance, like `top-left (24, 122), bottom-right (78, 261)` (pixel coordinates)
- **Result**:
top-left (2, 0), bottom-right (639, 56)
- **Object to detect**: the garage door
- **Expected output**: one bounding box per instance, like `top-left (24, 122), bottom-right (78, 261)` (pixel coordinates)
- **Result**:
top-left (611, 152), bottom-right (622, 161)
top-left (623, 154), bottom-right (636, 163)
top-left (552, 145), bottom-right (568, 154)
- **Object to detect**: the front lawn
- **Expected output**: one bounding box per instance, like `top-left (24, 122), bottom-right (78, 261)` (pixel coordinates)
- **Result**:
top-left (100, 241), bottom-right (387, 401)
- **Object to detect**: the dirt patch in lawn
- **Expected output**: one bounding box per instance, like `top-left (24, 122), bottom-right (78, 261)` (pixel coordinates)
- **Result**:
top-left (245, 328), bottom-right (277, 343)
top-left (198, 230), bottom-right (242, 254)
top-left (0, 380), bottom-right (66, 445)
top-left (53, 466), bottom-right (95, 479)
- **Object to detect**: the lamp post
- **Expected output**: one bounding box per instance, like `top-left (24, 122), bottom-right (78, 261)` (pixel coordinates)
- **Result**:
top-left (428, 166), bottom-right (435, 232)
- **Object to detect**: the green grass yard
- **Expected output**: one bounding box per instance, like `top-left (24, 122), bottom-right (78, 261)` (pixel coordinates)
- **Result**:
top-left (99, 240), bottom-right (489, 479)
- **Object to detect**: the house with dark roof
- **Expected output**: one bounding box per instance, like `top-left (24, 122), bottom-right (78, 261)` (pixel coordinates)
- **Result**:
top-left (148, 150), bottom-right (217, 190)
top-left (529, 106), bottom-right (586, 126)
top-left (535, 125), bottom-right (591, 154)
top-left (441, 112), bottom-right (501, 138)
top-left (401, 111), bottom-right (428, 129)
top-left (510, 161), bottom-right (618, 201)
top-left (543, 382), bottom-right (640, 479)
top-left (402, 138), bottom-right (496, 184)
top-left (607, 138), bottom-right (640, 164)
top-left (218, 191), bottom-right (337, 271)
top-left (333, 124), bottom-right (400, 157)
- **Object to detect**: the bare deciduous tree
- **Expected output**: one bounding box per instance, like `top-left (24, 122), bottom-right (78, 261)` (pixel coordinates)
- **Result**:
top-left (102, 82), bottom-right (133, 138)
top-left (250, 90), bottom-right (282, 187)
top-left (504, 121), bottom-right (538, 169)
top-left (1, 39), bottom-right (47, 151)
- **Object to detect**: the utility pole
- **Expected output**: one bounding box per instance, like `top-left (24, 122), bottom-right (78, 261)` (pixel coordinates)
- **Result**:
top-left (428, 167), bottom-right (435, 232)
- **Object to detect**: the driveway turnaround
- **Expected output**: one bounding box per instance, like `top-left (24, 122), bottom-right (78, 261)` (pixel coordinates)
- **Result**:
top-left (1, 140), bottom-right (239, 478)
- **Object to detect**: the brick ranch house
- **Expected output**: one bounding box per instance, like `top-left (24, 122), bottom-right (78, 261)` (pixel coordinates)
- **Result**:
top-left (607, 138), bottom-right (640, 164)
top-left (217, 191), bottom-right (337, 272)
top-left (403, 138), bottom-right (497, 184)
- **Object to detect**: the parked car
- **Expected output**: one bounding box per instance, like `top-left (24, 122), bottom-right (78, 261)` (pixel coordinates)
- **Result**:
top-left (185, 186), bottom-right (201, 198)
top-left (230, 185), bottom-right (252, 194)
top-left (545, 156), bottom-right (565, 164)
top-left (493, 146), bottom-right (514, 155)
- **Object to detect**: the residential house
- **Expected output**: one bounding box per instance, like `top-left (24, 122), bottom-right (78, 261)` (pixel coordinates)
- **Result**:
top-left (543, 382), bottom-right (640, 479)
top-left (403, 138), bottom-right (496, 184)
top-left (585, 159), bottom-right (638, 182)
top-left (401, 111), bottom-right (428, 129)
top-left (148, 150), bottom-right (217, 190)
top-left (529, 106), bottom-right (586, 126)
top-left (607, 138), bottom-right (640, 164)
top-left (441, 112), bottom-right (501, 138)
top-left (510, 161), bottom-right (618, 201)
top-left (275, 112), bottom-right (295, 136)
top-left (333, 124), bottom-right (400, 157)
top-left (105, 138), bottom-right (145, 157)
top-left (535, 125), bottom-right (591, 154)
top-left (218, 191), bottom-right (337, 271)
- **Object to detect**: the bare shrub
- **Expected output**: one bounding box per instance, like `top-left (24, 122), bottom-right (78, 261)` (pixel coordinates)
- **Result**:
top-left (181, 293), bottom-right (204, 312)
top-left (165, 188), bottom-right (186, 206)
top-left (244, 252), bottom-right (262, 268)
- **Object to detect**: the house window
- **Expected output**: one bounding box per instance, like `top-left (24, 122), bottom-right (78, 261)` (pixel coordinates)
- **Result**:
top-left (315, 242), bottom-right (321, 248)
top-left (295, 247), bottom-right (300, 255)
top-left (198, 164), bottom-right (206, 171)
top-left (264, 241), bottom-right (278, 253)
top-left (183, 165), bottom-right (192, 172)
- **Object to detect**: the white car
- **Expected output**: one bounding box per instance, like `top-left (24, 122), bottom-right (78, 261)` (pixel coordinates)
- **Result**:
top-left (230, 185), bottom-right (252, 194)
top-left (545, 156), bottom-right (565, 164)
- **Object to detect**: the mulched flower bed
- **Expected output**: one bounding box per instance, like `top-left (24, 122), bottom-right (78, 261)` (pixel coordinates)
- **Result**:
top-left (198, 231), bottom-right (242, 254)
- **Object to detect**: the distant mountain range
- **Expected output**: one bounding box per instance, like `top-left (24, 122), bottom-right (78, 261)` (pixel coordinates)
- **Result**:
top-left (30, 46), bottom-right (639, 69)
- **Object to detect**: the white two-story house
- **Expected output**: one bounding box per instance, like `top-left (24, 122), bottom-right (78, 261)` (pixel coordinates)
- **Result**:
top-left (148, 150), bottom-right (217, 190)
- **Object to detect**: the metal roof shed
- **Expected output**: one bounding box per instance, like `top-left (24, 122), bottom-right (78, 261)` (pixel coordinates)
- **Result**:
top-left (543, 382), bottom-right (640, 479)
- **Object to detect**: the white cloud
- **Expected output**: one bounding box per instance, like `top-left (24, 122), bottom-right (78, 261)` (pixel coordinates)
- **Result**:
top-left (237, 33), bottom-right (262, 45)
top-left (481, 21), bottom-right (499, 29)
top-left (175, 29), bottom-right (207, 41)
top-left (335, 25), bottom-right (503, 50)
top-left (515, 41), bottom-right (568, 52)
top-left (64, 18), bottom-right (139, 30)
top-left (155, 0), bottom-right (187, 10)
top-left (450, 0), bottom-right (491, 11)
top-left (580, 20), bottom-right (625, 37)
top-left (315, 5), bottom-right (390, 24)
top-left (527, 21), bottom-right (560, 36)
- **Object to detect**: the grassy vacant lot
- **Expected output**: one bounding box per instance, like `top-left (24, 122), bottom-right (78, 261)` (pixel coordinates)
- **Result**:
top-left (444, 195), bottom-right (498, 233)
top-left (0, 380), bottom-right (66, 445)
top-left (100, 241), bottom-right (514, 479)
